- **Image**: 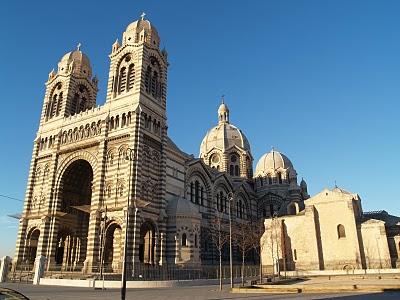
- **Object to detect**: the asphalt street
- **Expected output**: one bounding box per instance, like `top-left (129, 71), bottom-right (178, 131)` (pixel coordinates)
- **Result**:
top-left (1, 283), bottom-right (400, 300)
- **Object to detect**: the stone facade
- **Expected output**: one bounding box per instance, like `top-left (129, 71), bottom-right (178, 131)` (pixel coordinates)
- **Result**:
top-left (261, 188), bottom-right (400, 271)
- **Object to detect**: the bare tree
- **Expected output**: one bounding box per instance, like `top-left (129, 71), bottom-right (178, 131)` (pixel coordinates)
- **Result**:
top-left (209, 212), bottom-right (229, 290)
top-left (232, 221), bottom-right (253, 286)
top-left (250, 219), bottom-right (268, 284)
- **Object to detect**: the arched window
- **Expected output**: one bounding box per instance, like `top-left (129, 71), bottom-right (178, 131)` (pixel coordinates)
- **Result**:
top-left (70, 85), bottom-right (89, 116)
top-left (190, 182), bottom-right (194, 202)
top-left (219, 191), bottom-right (224, 212)
top-left (194, 234), bottom-right (198, 247)
top-left (267, 174), bottom-right (273, 185)
top-left (195, 180), bottom-right (200, 204)
top-left (145, 66), bottom-right (151, 93)
top-left (122, 113), bottom-right (126, 127)
top-left (181, 233), bottom-right (187, 246)
top-left (337, 224), bottom-right (346, 239)
top-left (145, 58), bottom-right (162, 100)
top-left (127, 64), bottom-right (135, 91)
top-left (229, 154), bottom-right (240, 177)
top-left (119, 67), bottom-right (127, 93)
top-left (200, 187), bottom-right (204, 206)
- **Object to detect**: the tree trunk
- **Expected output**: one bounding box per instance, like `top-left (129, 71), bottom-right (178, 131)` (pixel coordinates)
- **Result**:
top-left (219, 251), bottom-right (222, 291)
top-left (241, 250), bottom-right (245, 286)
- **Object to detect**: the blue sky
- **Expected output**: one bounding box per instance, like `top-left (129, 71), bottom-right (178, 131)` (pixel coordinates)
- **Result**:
top-left (1, 0), bottom-right (400, 257)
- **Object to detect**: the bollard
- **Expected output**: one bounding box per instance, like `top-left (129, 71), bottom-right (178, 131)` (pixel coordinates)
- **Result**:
top-left (33, 255), bottom-right (47, 285)
top-left (0, 256), bottom-right (12, 282)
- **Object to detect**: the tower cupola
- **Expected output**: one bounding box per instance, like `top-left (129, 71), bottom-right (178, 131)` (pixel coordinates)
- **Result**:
top-left (57, 44), bottom-right (92, 79)
top-left (218, 99), bottom-right (230, 124)
top-left (122, 12), bottom-right (160, 48)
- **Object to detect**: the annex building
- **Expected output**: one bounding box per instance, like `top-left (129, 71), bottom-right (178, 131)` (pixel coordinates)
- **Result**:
top-left (14, 15), bottom-right (400, 274)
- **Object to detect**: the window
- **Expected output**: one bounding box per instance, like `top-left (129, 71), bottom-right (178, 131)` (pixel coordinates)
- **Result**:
top-left (194, 234), bottom-right (198, 247)
top-left (70, 85), bottom-right (89, 116)
top-left (229, 154), bottom-right (240, 176)
top-left (294, 249), bottom-right (297, 261)
top-left (145, 58), bottom-right (162, 100)
top-left (337, 224), bottom-right (346, 239)
top-left (195, 181), bottom-right (200, 204)
top-left (181, 233), bottom-right (187, 246)
top-left (190, 182), bottom-right (194, 202)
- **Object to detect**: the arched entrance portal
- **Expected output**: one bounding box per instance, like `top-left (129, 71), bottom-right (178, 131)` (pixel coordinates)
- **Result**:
top-left (139, 222), bottom-right (156, 264)
top-left (103, 222), bottom-right (123, 272)
top-left (55, 159), bottom-right (93, 269)
top-left (27, 228), bottom-right (40, 264)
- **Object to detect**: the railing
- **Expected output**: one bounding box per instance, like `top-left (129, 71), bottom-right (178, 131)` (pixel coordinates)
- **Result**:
top-left (43, 263), bottom-right (261, 282)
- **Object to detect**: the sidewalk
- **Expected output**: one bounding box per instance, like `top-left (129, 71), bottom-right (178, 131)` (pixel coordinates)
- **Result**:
top-left (232, 276), bottom-right (400, 294)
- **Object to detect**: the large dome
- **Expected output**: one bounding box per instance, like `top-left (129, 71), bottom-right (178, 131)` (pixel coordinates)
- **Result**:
top-left (255, 149), bottom-right (294, 176)
top-left (123, 14), bottom-right (160, 48)
top-left (200, 102), bottom-right (251, 156)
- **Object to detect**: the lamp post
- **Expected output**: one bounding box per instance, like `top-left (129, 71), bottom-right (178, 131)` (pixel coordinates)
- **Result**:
top-left (227, 191), bottom-right (234, 289)
top-left (121, 147), bottom-right (135, 300)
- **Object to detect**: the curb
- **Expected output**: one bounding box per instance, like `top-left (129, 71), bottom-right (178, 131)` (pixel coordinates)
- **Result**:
top-left (231, 284), bottom-right (400, 294)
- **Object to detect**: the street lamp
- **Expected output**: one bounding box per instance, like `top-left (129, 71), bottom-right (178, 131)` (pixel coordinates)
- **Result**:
top-left (121, 147), bottom-right (135, 300)
top-left (227, 191), bottom-right (235, 289)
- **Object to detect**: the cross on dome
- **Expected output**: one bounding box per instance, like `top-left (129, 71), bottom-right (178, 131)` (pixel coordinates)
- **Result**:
top-left (77, 42), bottom-right (81, 51)
top-left (140, 12), bottom-right (146, 20)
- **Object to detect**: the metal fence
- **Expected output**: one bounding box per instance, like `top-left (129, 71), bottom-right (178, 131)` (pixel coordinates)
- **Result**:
top-left (43, 263), bottom-right (261, 281)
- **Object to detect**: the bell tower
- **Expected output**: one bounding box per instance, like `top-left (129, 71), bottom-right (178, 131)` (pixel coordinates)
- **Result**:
top-left (105, 12), bottom-right (168, 113)
top-left (40, 45), bottom-right (98, 126)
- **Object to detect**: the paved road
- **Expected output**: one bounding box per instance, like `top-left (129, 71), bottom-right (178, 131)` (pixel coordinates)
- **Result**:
top-left (1, 283), bottom-right (400, 300)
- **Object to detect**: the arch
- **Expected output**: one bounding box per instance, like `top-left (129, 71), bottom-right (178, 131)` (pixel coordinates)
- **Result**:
top-left (103, 222), bottom-right (123, 272)
top-left (53, 158), bottom-right (94, 267)
top-left (70, 84), bottom-right (90, 116)
top-left (287, 202), bottom-right (298, 215)
top-left (26, 227), bottom-right (40, 263)
top-left (181, 233), bottom-right (187, 246)
top-left (258, 193), bottom-right (283, 218)
top-left (55, 151), bottom-right (98, 188)
top-left (337, 224), bottom-right (346, 239)
top-left (139, 221), bottom-right (156, 264)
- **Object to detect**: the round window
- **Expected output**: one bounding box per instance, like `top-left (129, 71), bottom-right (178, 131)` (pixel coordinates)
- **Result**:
top-left (211, 154), bottom-right (220, 163)
top-left (230, 155), bottom-right (237, 163)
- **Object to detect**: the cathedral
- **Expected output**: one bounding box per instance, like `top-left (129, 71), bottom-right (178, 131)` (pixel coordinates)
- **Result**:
top-left (14, 15), bottom-right (399, 275)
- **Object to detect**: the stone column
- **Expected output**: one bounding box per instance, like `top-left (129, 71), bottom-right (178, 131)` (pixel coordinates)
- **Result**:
top-left (159, 232), bottom-right (166, 265)
top-left (14, 138), bottom-right (40, 267)
top-left (174, 235), bottom-right (181, 264)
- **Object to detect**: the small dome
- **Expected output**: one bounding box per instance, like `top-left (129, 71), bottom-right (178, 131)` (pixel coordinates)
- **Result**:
top-left (218, 102), bottom-right (229, 114)
top-left (123, 15), bottom-right (160, 48)
top-left (58, 47), bottom-right (92, 78)
top-left (255, 149), bottom-right (294, 176)
top-left (167, 196), bottom-right (201, 219)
